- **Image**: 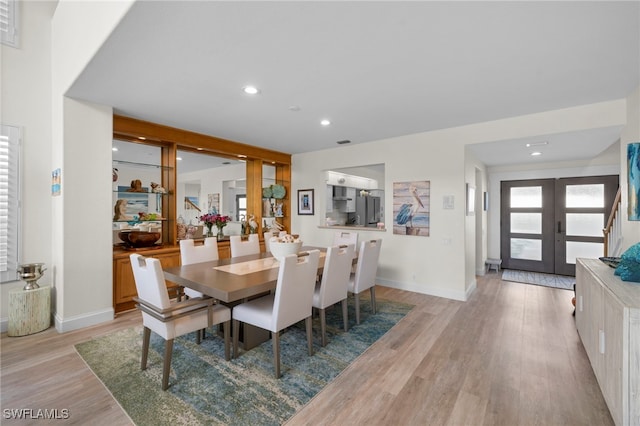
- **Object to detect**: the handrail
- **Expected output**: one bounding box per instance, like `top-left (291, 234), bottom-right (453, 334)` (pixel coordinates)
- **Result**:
top-left (603, 187), bottom-right (622, 257)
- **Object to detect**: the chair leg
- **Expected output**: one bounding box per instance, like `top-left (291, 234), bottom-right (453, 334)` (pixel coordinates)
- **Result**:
top-left (319, 308), bottom-right (327, 347)
top-left (162, 339), bottom-right (174, 391)
top-left (223, 320), bottom-right (231, 361)
top-left (341, 299), bottom-right (348, 331)
top-left (370, 286), bottom-right (377, 314)
top-left (141, 327), bottom-right (151, 370)
top-left (354, 293), bottom-right (361, 324)
top-left (232, 319), bottom-right (240, 359)
top-left (306, 316), bottom-right (314, 355)
top-left (273, 331), bottom-right (281, 378)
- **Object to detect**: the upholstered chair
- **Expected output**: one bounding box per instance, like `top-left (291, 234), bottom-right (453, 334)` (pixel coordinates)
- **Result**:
top-left (232, 250), bottom-right (320, 378)
top-left (348, 239), bottom-right (382, 324)
top-left (130, 254), bottom-right (231, 390)
top-left (313, 244), bottom-right (355, 346)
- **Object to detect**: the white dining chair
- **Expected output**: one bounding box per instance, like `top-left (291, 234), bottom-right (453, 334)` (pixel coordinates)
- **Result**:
top-left (348, 239), bottom-right (382, 324)
top-left (179, 237), bottom-right (219, 299)
top-left (333, 231), bottom-right (358, 247)
top-left (230, 234), bottom-right (260, 257)
top-left (130, 254), bottom-right (231, 390)
top-left (313, 244), bottom-right (355, 346)
top-left (232, 250), bottom-right (320, 378)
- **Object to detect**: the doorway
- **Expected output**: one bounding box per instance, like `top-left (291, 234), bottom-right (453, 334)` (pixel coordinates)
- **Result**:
top-left (500, 175), bottom-right (618, 276)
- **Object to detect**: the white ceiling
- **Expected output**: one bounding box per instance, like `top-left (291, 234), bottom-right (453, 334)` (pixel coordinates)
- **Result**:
top-left (69, 1), bottom-right (640, 167)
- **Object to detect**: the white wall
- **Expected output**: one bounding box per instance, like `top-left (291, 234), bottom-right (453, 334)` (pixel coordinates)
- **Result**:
top-left (292, 100), bottom-right (628, 302)
top-left (49, 0), bottom-right (134, 332)
top-left (0, 1), bottom-right (56, 330)
top-left (620, 86), bottom-right (640, 250)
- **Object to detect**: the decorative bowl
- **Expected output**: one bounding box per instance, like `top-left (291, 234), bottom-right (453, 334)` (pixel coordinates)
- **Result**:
top-left (17, 263), bottom-right (46, 290)
top-left (269, 240), bottom-right (303, 262)
top-left (118, 230), bottom-right (161, 248)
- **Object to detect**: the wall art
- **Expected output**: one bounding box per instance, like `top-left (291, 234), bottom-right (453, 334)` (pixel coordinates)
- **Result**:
top-left (629, 142), bottom-right (640, 220)
top-left (393, 180), bottom-right (430, 236)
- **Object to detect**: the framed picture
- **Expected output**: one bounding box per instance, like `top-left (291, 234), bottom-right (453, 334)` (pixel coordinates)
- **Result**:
top-left (466, 183), bottom-right (476, 216)
top-left (298, 189), bottom-right (314, 215)
top-left (629, 143), bottom-right (640, 220)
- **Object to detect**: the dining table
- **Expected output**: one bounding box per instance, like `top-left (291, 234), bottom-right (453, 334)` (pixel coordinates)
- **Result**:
top-left (163, 246), bottom-right (328, 349)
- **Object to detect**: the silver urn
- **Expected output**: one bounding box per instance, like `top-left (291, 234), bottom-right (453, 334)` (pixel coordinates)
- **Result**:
top-left (17, 263), bottom-right (46, 290)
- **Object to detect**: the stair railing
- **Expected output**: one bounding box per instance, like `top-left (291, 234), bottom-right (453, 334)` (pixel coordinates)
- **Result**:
top-left (603, 188), bottom-right (622, 257)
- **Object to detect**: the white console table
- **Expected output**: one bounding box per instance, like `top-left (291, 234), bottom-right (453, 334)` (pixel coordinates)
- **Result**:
top-left (575, 258), bottom-right (640, 426)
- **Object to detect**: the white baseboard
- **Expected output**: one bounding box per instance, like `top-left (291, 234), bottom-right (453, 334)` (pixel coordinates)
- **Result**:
top-left (377, 277), bottom-right (474, 302)
top-left (54, 308), bottom-right (115, 333)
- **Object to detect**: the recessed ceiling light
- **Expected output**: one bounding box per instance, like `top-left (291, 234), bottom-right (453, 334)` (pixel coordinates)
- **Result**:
top-left (238, 154), bottom-right (247, 159)
top-left (176, 157), bottom-right (182, 161)
top-left (321, 119), bottom-right (331, 126)
top-left (288, 106), bottom-right (300, 112)
top-left (531, 151), bottom-right (542, 156)
top-left (112, 147), bottom-right (118, 152)
top-left (138, 136), bottom-right (146, 140)
top-left (196, 147), bottom-right (204, 151)
top-left (526, 141), bottom-right (548, 147)
top-left (243, 86), bottom-right (260, 95)
top-left (336, 140), bottom-right (351, 145)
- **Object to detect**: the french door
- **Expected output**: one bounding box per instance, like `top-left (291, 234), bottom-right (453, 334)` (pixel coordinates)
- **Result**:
top-left (500, 175), bottom-right (618, 276)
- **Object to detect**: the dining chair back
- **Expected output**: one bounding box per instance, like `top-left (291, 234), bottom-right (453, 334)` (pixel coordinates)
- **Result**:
top-left (313, 244), bottom-right (355, 346)
top-left (348, 239), bottom-right (382, 324)
top-left (333, 231), bottom-right (358, 247)
top-left (230, 234), bottom-right (260, 257)
top-left (130, 254), bottom-right (231, 390)
top-left (179, 237), bottom-right (219, 299)
top-left (232, 250), bottom-right (320, 378)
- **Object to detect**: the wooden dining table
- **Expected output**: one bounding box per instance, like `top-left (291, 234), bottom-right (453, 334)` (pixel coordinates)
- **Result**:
top-left (162, 246), bottom-right (328, 349)
top-left (163, 246), bottom-right (326, 304)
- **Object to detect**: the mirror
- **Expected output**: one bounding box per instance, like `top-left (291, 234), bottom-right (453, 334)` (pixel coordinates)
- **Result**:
top-left (176, 149), bottom-right (246, 236)
top-left (324, 164), bottom-right (385, 228)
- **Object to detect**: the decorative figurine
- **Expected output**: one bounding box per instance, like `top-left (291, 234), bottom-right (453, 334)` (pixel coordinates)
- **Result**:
top-left (127, 179), bottom-right (145, 192)
top-left (113, 199), bottom-right (132, 221)
top-left (150, 182), bottom-right (166, 193)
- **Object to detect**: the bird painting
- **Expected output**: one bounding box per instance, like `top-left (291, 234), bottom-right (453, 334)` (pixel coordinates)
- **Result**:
top-left (396, 185), bottom-right (425, 228)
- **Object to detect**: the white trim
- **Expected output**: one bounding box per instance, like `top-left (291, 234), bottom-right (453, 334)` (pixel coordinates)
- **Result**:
top-left (0, 0), bottom-right (19, 48)
top-left (377, 277), bottom-right (474, 302)
top-left (54, 308), bottom-right (114, 333)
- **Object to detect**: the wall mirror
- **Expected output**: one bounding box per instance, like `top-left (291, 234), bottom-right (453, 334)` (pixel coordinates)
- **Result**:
top-left (324, 164), bottom-right (385, 228)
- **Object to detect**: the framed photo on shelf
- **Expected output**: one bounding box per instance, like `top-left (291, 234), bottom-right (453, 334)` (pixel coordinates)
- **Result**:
top-left (297, 189), bottom-right (314, 215)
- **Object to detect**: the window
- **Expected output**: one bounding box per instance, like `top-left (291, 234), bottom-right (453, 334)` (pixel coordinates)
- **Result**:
top-left (236, 195), bottom-right (246, 221)
top-left (0, 125), bottom-right (20, 282)
top-left (0, 0), bottom-right (19, 48)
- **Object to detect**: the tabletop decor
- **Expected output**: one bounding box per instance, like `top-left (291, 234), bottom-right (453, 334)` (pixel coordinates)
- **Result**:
top-left (199, 213), bottom-right (231, 238)
top-left (268, 233), bottom-right (302, 261)
top-left (75, 297), bottom-right (413, 426)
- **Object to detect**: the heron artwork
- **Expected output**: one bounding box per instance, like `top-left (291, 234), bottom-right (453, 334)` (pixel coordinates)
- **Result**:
top-left (396, 185), bottom-right (425, 228)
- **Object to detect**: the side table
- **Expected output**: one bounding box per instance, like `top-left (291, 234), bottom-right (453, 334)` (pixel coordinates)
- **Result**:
top-left (8, 286), bottom-right (51, 336)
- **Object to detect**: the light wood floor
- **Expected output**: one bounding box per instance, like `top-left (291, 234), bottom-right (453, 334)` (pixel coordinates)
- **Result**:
top-left (1, 274), bottom-right (613, 425)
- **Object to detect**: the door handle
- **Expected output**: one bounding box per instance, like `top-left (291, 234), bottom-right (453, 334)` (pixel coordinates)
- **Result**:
top-left (557, 221), bottom-right (562, 233)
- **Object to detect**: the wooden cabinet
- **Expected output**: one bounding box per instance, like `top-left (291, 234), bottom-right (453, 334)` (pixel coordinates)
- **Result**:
top-left (575, 258), bottom-right (640, 426)
top-left (113, 247), bottom-right (181, 313)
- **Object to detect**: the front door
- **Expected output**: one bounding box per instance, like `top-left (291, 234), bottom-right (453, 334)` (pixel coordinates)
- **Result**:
top-left (501, 175), bottom-right (618, 275)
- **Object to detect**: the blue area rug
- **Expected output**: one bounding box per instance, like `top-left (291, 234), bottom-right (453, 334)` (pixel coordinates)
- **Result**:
top-left (75, 298), bottom-right (412, 425)
top-left (502, 269), bottom-right (575, 290)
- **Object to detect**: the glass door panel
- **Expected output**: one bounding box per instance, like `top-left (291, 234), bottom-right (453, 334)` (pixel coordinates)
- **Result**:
top-left (510, 213), bottom-right (542, 234)
top-left (510, 238), bottom-right (542, 261)
top-left (566, 241), bottom-right (604, 264)
top-left (565, 213), bottom-right (605, 237)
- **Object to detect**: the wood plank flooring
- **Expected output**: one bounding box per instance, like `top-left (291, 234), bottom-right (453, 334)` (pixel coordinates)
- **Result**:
top-left (1, 274), bottom-right (613, 425)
